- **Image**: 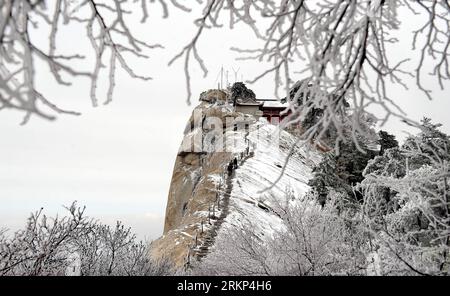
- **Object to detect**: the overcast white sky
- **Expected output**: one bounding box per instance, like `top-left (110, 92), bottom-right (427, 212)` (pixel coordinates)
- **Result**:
top-left (0, 3), bottom-right (449, 241)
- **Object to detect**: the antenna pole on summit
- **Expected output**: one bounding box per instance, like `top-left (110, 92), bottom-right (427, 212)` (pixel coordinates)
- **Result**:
top-left (226, 70), bottom-right (229, 87)
top-left (232, 67), bottom-right (240, 83)
top-left (220, 66), bottom-right (224, 90)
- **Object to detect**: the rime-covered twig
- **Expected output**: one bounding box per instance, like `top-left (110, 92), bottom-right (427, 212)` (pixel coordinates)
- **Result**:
top-left (0, 0), bottom-right (163, 123)
top-left (0, 202), bottom-right (175, 275)
top-left (171, 0), bottom-right (449, 152)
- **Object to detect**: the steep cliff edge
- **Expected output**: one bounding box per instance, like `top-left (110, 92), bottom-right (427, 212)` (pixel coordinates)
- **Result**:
top-left (149, 89), bottom-right (321, 268)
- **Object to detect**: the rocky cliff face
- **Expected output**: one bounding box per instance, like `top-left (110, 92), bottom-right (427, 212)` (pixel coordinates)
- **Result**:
top-left (149, 89), bottom-right (321, 268)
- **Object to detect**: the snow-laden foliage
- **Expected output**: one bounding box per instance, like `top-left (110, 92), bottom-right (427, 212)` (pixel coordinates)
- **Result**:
top-left (361, 165), bottom-right (450, 275)
top-left (0, 202), bottom-right (174, 276)
top-left (1, 1), bottom-right (449, 151)
top-left (189, 118), bottom-right (449, 276)
top-left (0, 0), bottom-right (163, 124)
top-left (191, 192), bottom-right (368, 276)
top-left (169, 0), bottom-right (450, 149)
top-left (359, 118), bottom-right (450, 275)
top-left (308, 112), bottom-right (379, 204)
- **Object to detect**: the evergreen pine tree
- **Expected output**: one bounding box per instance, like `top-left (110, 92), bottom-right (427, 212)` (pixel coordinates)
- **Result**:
top-left (378, 130), bottom-right (398, 155)
top-left (309, 140), bottom-right (377, 205)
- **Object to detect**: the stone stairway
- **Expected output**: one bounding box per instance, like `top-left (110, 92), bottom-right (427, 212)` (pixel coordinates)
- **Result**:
top-left (193, 153), bottom-right (252, 261)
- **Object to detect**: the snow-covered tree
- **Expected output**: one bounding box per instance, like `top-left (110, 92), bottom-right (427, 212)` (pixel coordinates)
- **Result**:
top-left (360, 119), bottom-right (450, 275)
top-left (1, 1), bottom-right (449, 149)
top-left (159, 0), bottom-right (450, 148)
top-left (378, 130), bottom-right (399, 155)
top-left (192, 191), bottom-right (368, 276)
top-left (0, 0), bottom-right (162, 124)
top-left (0, 202), bottom-right (174, 276)
top-left (308, 113), bottom-right (378, 205)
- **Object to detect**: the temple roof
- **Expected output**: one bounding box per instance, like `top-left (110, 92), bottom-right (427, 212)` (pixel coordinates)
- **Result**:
top-left (236, 98), bottom-right (263, 106)
top-left (260, 100), bottom-right (286, 108)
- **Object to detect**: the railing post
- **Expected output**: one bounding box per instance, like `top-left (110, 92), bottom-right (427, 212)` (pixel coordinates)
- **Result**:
top-left (208, 205), bottom-right (211, 224)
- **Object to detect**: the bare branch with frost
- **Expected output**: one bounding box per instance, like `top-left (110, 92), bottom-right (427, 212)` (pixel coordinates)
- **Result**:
top-left (170, 0), bottom-right (449, 150)
top-left (0, 0), bottom-right (163, 123)
top-left (0, 202), bottom-right (175, 276)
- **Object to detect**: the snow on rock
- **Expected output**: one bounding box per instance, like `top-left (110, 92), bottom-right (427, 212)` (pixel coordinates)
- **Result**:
top-left (216, 121), bottom-right (321, 246)
top-left (149, 92), bottom-right (321, 268)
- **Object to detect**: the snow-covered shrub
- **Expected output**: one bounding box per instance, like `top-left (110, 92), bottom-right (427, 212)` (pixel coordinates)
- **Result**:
top-left (362, 166), bottom-right (450, 275)
top-left (0, 203), bottom-right (174, 276)
top-left (360, 119), bottom-right (450, 275)
top-left (192, 192), bottom-right (367, 275)
top-left (194, 118), bottom-right (449, 276)
top-left (268, 192), bottom-right (368, 275)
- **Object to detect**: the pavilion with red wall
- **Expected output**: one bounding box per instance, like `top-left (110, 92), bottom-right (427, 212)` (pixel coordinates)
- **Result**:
top-left (258, 100), bottom-right (291, 125)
